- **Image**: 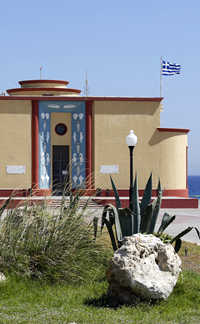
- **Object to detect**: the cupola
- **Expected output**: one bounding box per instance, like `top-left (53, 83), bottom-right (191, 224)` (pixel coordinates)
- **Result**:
top-left (6, 79), bottom-right (81, 97)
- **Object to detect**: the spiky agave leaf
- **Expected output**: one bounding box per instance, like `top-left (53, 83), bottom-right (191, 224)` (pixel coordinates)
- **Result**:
top-left (101, 204), bottom-right (117, 233)
top-left (109, 204), bottom-right (123, 243)
top-left (148, 179), bottom-right (162, 234)
top-left (140, 173), bottom-right (152, 216)
top-left (105, 204), bottom-right (123, 242)
top-left (132, 174), bottom-right (141, 234)
top-left (108, 207), bottom-right (115, 227)
top-left (157, 212), bottom-right (176, 234)
top-left (110, 176), bottom-right (121, 209)
top-left (101, 205), bottom-right (109, 233)
top-left (140, 204), bottom-right (153, 233)
top-left (104, 217), bottom-right (118, 251)
top-left (174, 238), bottom-right (182, 253)
top-left (118, 208), bottom-right (133, 237)
top-left (170, 227), bottom-right (193, 244)
top-left (194, 227), bottom-right (200, 240)
top-left (100, 204), bottom-right (119, 251)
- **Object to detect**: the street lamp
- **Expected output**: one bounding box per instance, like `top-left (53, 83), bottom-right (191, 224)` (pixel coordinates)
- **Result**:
top-left (126, 130), bottom-right (137, 211)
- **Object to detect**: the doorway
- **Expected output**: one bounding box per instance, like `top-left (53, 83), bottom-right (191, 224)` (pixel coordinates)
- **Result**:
top-left (52, 145), bottom-right (69, 195)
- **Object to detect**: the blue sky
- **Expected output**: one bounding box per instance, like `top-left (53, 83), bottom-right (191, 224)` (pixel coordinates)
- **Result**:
top-left (0, 0), bottom-right (199, 174)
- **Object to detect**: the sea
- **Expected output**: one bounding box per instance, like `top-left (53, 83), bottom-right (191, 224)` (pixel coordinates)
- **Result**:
top-left (188, 175), bottom-right (200, 198)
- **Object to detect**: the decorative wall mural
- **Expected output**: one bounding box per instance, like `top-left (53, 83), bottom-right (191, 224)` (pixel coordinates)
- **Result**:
top-left (39, 112), bottom-right (51, 189)
top-left (71, 111), bottom-right (86, 188)
top-left (39, 101), bottom-right (86, 190)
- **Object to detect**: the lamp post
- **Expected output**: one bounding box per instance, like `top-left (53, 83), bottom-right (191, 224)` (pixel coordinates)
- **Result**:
top-left (126, 130), bottom-right (137, 212)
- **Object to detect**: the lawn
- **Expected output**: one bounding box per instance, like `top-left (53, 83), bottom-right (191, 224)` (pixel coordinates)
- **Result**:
top-left (0, 196), bottom-right (199, 324)
top-left (0, 241), bottom-right (200, 324)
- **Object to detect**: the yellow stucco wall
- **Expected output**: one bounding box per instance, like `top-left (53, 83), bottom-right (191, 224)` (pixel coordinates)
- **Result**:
top-left (0, 99), bottom-right (188, 192)
top-left (152, 130), bottom-right (188, 190)
top-left (51, 112), bottom-right (71, 147)
top-left (0, 100), bottom-right (32, 189)
top-left (93, 100), bottom-right (162, 189)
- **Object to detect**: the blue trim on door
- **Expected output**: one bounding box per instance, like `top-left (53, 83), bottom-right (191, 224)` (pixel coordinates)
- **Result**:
top-left (38, 101), bottom-right (86, 189)
top-left (38, 111), bottom-right (51, 189)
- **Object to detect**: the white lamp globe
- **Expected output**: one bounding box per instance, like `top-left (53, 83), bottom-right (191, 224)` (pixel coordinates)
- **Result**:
top-left (126, 130), bottom-right (137, 147)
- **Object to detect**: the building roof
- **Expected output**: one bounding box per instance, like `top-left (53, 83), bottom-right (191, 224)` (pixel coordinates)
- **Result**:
top-left (0, 95), bottom-right (163, 101)
top-left (157, 127), bottom-right (190, 133)
top-left (6, 79), bottom-right (81, 96)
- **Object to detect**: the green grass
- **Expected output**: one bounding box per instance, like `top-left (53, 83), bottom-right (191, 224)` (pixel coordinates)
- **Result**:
top-left (0, 269), bottom-right (199, 324)
top-left (0, 195), bottom-right (200, 323)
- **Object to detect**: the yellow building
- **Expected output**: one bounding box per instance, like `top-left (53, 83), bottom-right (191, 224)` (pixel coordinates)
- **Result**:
top-left (0, 78), bottom-right (189, 198)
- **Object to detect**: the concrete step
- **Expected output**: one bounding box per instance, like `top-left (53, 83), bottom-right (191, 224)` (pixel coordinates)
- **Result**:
top-left (48, 199), bottom-right (101, 209)
top-left (0, 196), bottom-right (199, 209)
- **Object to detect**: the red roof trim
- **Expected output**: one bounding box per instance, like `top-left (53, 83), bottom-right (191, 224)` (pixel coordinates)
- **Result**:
top-left (7, 87), bottom-right (81, 94)
top-left (157, 127), bottom-right (190, 133)
top-left (19, 80), bottom-right (69, 85)
top-left (0, 96), bottom-right (163, 102)
top-left (82, 97), bottom-right (163, 102)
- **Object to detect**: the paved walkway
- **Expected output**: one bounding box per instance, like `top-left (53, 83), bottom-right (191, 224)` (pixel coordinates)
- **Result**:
top-left (158, 209), bottom-right (200, 244)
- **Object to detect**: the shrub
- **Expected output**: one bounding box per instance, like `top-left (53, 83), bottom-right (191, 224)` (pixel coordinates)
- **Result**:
top-left (0, 192), bottom-right (109, 283)
top-left (100, 174), bottom-right (200, 252)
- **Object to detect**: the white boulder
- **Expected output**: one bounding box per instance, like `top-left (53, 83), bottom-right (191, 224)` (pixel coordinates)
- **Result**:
top-left (107, 233), bottom-right (181, 303)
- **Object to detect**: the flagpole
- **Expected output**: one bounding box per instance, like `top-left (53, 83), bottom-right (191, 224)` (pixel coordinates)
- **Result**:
top-left (40, 66), bottom-right (42, 80)
top-left (160, 57), bottom-right (163, 97)
top-left (85, 71), bottom-right (88, 97)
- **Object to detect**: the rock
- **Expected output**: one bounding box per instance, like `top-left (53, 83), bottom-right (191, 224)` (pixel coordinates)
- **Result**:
top-left (107, 233), bottom-right (181, 303)
top-left (0, 272), bottom-right (6, 281)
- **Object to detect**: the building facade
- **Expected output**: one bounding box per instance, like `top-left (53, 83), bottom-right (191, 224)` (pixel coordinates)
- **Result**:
top-left (0, 79), bottom-right (189, 197)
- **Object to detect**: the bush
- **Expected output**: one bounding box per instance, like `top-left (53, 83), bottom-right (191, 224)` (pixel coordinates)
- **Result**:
top-left (102, 175), bottom-right (200, 253)
top-left (0, 193), bottom-right (109, 283)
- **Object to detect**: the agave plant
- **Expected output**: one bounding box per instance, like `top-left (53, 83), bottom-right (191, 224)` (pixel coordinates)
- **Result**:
top-left (100, 174), bottom-right (200, 253)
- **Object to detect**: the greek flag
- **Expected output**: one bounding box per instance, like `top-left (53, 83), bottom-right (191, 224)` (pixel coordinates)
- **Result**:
top-left (162, 60), bottom-right (181, 76)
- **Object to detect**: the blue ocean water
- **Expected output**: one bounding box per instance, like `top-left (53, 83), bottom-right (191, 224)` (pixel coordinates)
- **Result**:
top-left (188, 175), bottom-right (200, 198)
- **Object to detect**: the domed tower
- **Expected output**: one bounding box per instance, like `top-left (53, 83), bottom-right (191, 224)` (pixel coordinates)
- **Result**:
top-left (6, 79), bottom-right (81, 97)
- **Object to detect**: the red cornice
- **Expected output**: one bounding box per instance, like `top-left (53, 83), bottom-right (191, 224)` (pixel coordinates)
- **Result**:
top-left (0, 96), bottom-right (163, 102)
top-left (7, 87), bottom-right (81, 94)
top-left (157, 127), bottom-right (190, 133)
top-left (19, 79), bottom-right (69, 85)
top-left (84, 97), bottom-right (163, 102)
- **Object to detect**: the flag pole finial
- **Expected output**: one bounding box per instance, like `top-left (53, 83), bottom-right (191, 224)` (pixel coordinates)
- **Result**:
top-left (40, 66), bottom-right (43, 79)
top-left (85, 71), bottom-right (88, 96)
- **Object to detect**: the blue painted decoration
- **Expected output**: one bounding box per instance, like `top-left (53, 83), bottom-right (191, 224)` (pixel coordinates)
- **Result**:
top-left (38, 112), bottom-right (51, 189)
top-left (38, 101), bottom-right (86, 189)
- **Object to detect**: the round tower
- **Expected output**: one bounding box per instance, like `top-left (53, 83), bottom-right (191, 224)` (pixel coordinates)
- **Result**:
top-left (6, 79), bottom-right (81, 96)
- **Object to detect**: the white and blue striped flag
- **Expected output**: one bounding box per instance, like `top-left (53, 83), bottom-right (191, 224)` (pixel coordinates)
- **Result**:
top-left (161, 60), bottom-right (181, 76)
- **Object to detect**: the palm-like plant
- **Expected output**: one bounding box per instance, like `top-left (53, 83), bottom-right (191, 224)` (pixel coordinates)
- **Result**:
top-left (99, 174), bottom-right (200, 253)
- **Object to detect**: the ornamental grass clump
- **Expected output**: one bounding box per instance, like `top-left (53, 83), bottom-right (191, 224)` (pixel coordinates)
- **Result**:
top-left (0, 191), bottom-right (108, 283)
